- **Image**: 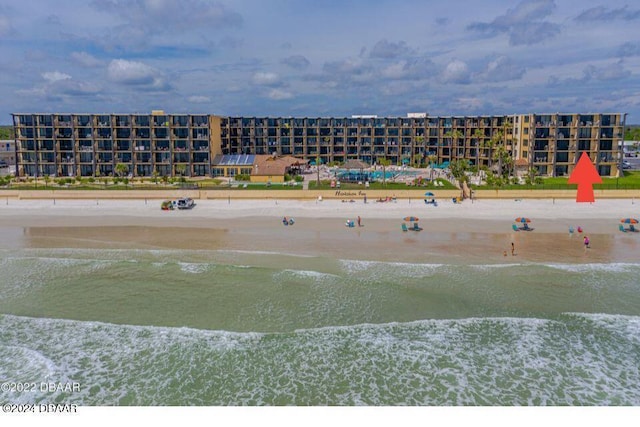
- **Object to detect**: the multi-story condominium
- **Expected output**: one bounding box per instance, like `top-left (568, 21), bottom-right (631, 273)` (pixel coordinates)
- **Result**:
top-left (12, 112), bottom-right (625, 178)
top-left (0, 139), bottom-right (15, 168)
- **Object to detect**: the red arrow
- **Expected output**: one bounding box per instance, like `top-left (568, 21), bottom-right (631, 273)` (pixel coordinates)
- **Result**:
top-left (568, 152), bottom-right (602, 202)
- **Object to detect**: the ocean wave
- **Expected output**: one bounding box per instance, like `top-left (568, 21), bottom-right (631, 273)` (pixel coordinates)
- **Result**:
top-left (1, 313), bottom-right (639, 405)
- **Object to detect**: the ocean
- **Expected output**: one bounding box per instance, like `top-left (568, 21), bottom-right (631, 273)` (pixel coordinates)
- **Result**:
top-left (1, 247), bottom-right (639, 405)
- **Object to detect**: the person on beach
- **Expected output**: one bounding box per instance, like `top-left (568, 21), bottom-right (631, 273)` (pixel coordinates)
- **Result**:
top-left (357, 216), bottom-right (361, 227)
top-left (511, 242), bottom-right (515, 256)
top-left (584, 235), bottom-right (590, 252)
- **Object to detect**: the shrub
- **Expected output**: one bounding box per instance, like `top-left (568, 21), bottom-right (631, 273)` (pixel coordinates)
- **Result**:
top-left (122, 178), bottom-right (129, 185)
top-left (235, 174), bottom-right (250, 181)
top-left (294, 175), bottom-right (304, 182)
top-left (87, 177), bottom-right (95, 183)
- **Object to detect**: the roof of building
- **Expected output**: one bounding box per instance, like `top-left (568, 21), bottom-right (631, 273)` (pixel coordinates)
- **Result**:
top-left (343, 159), bottom-right (369, 170)
top-left (212, 154), bottom-right (255, 166)
top-left (253, 155), bottom-right (306, 176)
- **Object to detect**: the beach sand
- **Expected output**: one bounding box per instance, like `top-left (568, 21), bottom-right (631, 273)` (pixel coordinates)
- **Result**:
top-left (1, 198), bottom-right (639, 264)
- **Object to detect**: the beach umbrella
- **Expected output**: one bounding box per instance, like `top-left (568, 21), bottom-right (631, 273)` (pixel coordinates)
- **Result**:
top-left (515, 217), bottom-right (531, 223)
top-left (403, 216), bottom-right (419, 222)
top-left (620, 218), bottom-right (639, 224)
top-left (424, 192), bottom-right (435, 197)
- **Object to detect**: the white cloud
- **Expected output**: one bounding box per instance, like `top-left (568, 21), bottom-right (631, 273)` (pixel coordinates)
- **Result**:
top-left (187, 95), bottom-right (210, 103)
top-left (70, 51), bottom-right (103, 68)
top-left (107, 59), bottom-right (165, 88)
top-left (42, 71), bottom-right (72, 83)
top-left (268, 89), bottom-right (293, 100)
top-left (475, 56), bottom-right (526, 82)
top-left (441, 60), bottom-right (470, 84)
top-left (0, 15), bottom-right (11, 36)
top-left (252, 72), bottom-right (280, 86)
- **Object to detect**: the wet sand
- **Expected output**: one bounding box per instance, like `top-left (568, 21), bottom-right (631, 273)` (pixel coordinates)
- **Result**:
top-left (1, 198), bottom-right (638, 264)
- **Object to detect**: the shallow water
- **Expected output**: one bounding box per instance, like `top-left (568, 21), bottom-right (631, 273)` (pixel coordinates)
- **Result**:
top-left (1, 247), bottom-right (639, 405)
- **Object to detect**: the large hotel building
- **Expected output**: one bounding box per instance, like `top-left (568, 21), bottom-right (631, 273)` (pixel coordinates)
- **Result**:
top-left (11, 111), bottom-right (626, 178)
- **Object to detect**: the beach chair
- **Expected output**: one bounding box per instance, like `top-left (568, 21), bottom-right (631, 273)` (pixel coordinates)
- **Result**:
top-left (512, 224), bottom-right (519, 232)
top-left (619, 224), bottom-right (627, 232)
top-left (401, 223), bottom-right (408, 232)
top-left (411, 222), bottom-right (423, 231)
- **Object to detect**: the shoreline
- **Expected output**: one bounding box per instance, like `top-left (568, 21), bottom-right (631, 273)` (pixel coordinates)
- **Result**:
top-left (1, 198), bottom-right (639, 264)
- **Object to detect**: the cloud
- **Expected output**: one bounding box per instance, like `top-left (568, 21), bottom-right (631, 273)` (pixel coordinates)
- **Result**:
top-left (319, 57), bottom-right (375, 87)
top-left (91, 0), bottom-right (242, 33)
top-left (441, 59), bottom-right (470, 84)
top-left (70, 51), bottom-right (103, 68)
top-left (467, 0), bottom-right (560, 45)
top-left (547, 60), bottom-right (631, 86)
top-left (107, 59), bottom-right (167, 88)
top-left (46, 14), bottom-right (61, 25)
top-left (474, 56), bottom-right (526, 82)
top-left (369, 39), bottom-right (411, 59)
top-left (42, 71), bottom-right (72, 83)
top-left (281, 55), bottom-right (310, 70)
top-left (380, 57), bottom-right (436, 80)
top-left (268, 89), bottom-right (293, 100)
top-left (0, 15), bottom-right (12, 36)
top-left (252, 72), bottom-right (281, 86)
top-left (583, 60), bottom-right (631, 81)
top-left (575, 5), bottom-right (640, 22)
top-left (618, 42), bottom-right (640, 57)
top-left (187, 95), bottom-right (210, 103)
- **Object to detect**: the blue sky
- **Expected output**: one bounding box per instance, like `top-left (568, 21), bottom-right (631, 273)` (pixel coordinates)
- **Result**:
top-left (1, 0), bottom-right (640, 124)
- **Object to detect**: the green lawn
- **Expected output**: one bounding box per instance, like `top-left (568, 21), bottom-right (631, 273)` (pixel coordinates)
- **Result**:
top-left (472, 171), bottom-right (640, 190)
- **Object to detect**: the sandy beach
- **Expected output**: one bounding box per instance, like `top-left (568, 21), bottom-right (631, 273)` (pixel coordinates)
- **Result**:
top-left (1, 198), bottom-right (639, 264)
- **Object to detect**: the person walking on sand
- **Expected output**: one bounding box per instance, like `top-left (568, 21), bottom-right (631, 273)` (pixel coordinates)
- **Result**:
top-left (357, 216), bottom-right (361, 227)
top-left (511, 242), bottom-right (515, 256)
top-left (584, 235), bottom-right (590, 252)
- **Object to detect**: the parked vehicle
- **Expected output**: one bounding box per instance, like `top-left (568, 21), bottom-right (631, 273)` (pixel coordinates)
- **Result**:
top-left (176, 198), bottom-right (195, 209)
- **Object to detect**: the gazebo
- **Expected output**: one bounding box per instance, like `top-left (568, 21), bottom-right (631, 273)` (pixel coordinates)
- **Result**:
top-left (341, 159), bottom-right (370, 182)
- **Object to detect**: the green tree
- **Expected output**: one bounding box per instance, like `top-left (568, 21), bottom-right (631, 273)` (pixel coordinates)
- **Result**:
top-left (315, 156), bottom-right (321, 186)
top-left (175, 164), bottom-right (187, 177)
top-left (444, 130), bottom-right (464, 159)
top-left (493, 144), bottom-right (509, 178)
top-left (152, 170), bottom-right (159, 185)
top-left (426, 154), bottom-right (438, 181)
top-left (449, 159), bottom-right (469, 184)
top-left (43, 175), bottom-right (50, 188)
top-left (472, 128), bottom-right (485, 167)
top-left (378, 157), bottom-right (391, 187)
top-left (525, 167), bottom-right (538, 186)
top-left (115, 163), bottom-right (128, 177)
top-left (483, 131), bottom-right (502, 169)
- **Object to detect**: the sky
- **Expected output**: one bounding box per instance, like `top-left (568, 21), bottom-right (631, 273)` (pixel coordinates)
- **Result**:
top-left (1, 0), bottom-right (640, 124)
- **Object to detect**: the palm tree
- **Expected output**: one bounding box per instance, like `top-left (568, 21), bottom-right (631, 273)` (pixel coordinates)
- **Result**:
top-left (483, 131), bottom-right (502, 170)
top-left (115, 163), bottom-right (128, 178)
top-left (426, 154), bottom-right (438, 181)
top-left (444, 130), bottom-right (464, 160)
top-left (315, 155), bottom-right (321, 186)
top-left (472, 128), bottom-right (485, 167)
top-left (493, 145), bottom-right (510, 178)
top-left (175, 164), bottom-right (187, 177)
top-left (378, 157), bottom-right (391, 187)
